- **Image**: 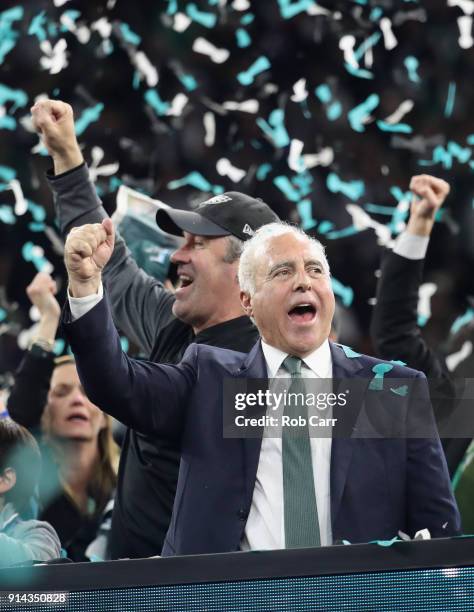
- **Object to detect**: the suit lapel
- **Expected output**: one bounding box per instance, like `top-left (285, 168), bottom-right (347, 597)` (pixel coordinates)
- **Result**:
top-left (329, 342), bottom-right (366, 528)
top-left (233, 341), bottom-right (268, 511)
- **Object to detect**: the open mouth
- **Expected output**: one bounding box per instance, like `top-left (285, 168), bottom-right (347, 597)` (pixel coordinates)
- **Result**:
top-left (178, 275), bottom-right (194, 289)
top-left (288, 304), bottom-right (316, 323)
top-left (67, 414), bottom-right (89, 424)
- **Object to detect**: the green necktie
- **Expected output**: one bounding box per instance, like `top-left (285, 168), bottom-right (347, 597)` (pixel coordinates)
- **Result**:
top-left (282, 355), bottom-right (321, 548)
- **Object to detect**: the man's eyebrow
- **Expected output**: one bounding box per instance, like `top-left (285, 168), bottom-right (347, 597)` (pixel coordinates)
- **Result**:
top-left (268, 261), bottom-right (295, 275)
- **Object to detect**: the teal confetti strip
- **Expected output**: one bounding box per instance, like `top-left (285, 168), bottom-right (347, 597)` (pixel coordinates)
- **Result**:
top-left (444, 82), bottom-right (456, 117)
top-left (467, 135), bottom-right (474, 145)
top-left (166, 0), bottom-right (178, 15)
top-left (293, 171), bottom-right (313, 197)
top-left (179, 74), bottom-right (198, 91)
top-left (237, 56), bottom-right (271, 86)
top-left (451, 307), bottom-right (474, 335)
top-left (390, 385), bottom-right (408, 397)
top-left (53, 339), bottom-right (65, 356)
top-left (120, 336), bottom-right (129, 353)
top-left (0, 84), bottom-right (28, 111)
top-left (236, 28), bottom-right (251, 48)
top-left (340, 345), bottom-right (361, 358)
top-left (28, 11), bottom-right (47, 42)
top-left (0, 116), bottom-right (15, 130)
top-left (186, 4), bottom-right (217, 28)
top-left (0, 165), bottom-right (15, 182)
top-left (368, 363), bottom-right (394, 391)
top-left (390, 359), bottom-right (407, 366)
top-left (0, 307), bottom-right (6, 322)
top-left (331, 278), bottom-right (354, 307)
top-left (241, 14), bottom-right (255, 25)
top-left (132, 71), bottom-right (141, 90)
top-left (277, 0), bottom-right (316, 20)
top-left (419, 141), bottom-right (471, 169)
top-left (327, 173), bottom-right (365, 200)
top-left (315, 85), bottom-right (342, 121)
top-left (369, 7), bottom-right (383, 21)
top-left (347, 94), bottom-right (379, 132)
top-left (145, 90), bottom-right (170, 116)
top-left (21, 242), bottom-right (51, 272)
top-left (297, 199), bottom-right (316, 230)
top-left (326, 226), bottom-right (359, 239)
top-left (28, 222), bottom-right (45, 232)
top-left (256, 109), bottom-right (290, 147)
top-left (0, 206), bottom-right (15, 224)
top-left (344, 63), bottom-right (374, 80)
top-left (354, 33), bottom-right (382, 61)
top-left (0, 6), bottom-right (23, 63)
top-left (404, 56), bottom-right (420, 83)
top-left (417, 313), bottom-right (428, 327)
top-left (256, 163), bottom-right (272, 180)
top-left (119, 22), bottom-right (141, 45)
top-left (273, 175), bottom-right (299, 202)
top-left (168, 172), bottom-right (224, 194)
top-left (48, 21), bottom-right (58, 37)
top-left (317, 220), bottom-right (334, 234)
top-left (75, 103), bottom-right (104, 136)
top-left (372, 536), bottom-right (400, 547)
top-left (376, 120), bottom-right (413, 133)
top-left (364, 204), bottom-right (398, 215)
top-left (27, 201), bottom-right (46, 222)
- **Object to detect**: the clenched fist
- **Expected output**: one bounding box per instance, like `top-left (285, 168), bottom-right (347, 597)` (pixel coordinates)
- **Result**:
top-left (26, 272), bottom-right (61, 320)
top-left (408, 174), bottom-right (450, 237)
top-left (64, 219), bottom-right (115, 297)
top-left (31, 99), bottom-right (83, 174)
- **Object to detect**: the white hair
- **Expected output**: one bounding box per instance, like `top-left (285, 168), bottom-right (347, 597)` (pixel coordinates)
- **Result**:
top-left (238, 222), bottom-right (330, 295)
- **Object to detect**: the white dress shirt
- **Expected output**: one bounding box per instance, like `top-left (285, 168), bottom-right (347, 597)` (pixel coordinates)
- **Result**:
top-left (241, 339), bottom-right (334, 550)
top-left (393, 232), bottom-right (429, 260)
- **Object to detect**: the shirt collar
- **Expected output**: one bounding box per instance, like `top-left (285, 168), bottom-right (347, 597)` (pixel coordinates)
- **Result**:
top-left (261, 339), bottom-right (332, 378)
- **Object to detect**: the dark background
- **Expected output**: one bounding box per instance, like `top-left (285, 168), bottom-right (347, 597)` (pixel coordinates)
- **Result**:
top-left (0, 0), bottom-right (473, 383)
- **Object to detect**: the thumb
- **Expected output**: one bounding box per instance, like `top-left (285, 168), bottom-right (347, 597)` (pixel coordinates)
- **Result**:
top-left (102, 217), bottom-right (115, 245)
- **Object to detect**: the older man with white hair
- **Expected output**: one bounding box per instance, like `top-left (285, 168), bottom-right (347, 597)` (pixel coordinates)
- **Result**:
top-left (61, 219), bottom-right (461, 555)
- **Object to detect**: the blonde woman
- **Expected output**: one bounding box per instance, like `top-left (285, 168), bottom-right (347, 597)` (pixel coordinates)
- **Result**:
top-left (7, 273), bottom-right (119, 560)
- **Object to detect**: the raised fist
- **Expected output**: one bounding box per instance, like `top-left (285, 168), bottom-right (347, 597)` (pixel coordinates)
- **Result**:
top-left (26, 272), bottom-right (61, 320)
top-left (31, 99), bottom-right (83, 173)
top-left (409, 174), bottom-right (450, 219)
top-left (64, 219), bottom-right (115, 297)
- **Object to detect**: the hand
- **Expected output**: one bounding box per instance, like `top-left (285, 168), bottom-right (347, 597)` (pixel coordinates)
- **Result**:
top-left (30, 99), bottom-right (83, 174)
top-left (407, 175), bottom-right (450, 236)
top-left (26, 272), bottom-right (61, 321)
top-left (64, 219), bottom-right (115, 297)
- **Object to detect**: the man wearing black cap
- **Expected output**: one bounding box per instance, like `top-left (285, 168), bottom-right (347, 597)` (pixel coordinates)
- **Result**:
top-left (31, 99), bottom-right (279, 559)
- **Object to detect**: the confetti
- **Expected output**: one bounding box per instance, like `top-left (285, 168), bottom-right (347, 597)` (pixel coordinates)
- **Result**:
top-left (368, 363), bottom-right (394, 391)
top-left (193, 37), bottom-right (230, 63)
top-left (237, 56), bottom-right (271, 85)
top-left (417, 282), bottom-right (437, 327)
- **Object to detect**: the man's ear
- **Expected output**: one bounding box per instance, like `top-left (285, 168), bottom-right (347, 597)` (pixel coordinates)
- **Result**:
top-left (0, 468), bottom-right (16, 495)
top-left (240, 291), bottom-right (253, 317)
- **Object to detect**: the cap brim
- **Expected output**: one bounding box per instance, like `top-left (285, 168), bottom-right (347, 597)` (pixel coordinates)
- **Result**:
top-left (155, 208), bottom-right (230, 237)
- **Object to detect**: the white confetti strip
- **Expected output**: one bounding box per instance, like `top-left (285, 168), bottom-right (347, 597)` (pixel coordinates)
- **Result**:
top-left (303, 147), bottom-right (334, 168)
top-left (448, 0), bottom-right (474, 15)
top-left (384, 100), bottom-right (414, 124)
top-left (380, 17), bottom-right (398, 50)
top-left (457, 15), bottom-right (473, 47)
top-left (53, 0), bottom-right (71, 6)
top-left (346, 204), bottom-right (393, 247)
top-left (60, 13), bottom-right (91, 44)
top-left (216, 158), bottom-right (246, 182)
top-left (232, 0), bottom-right (250, 9)
top-left (91, 18), bottom-right (113, 39)
top-left (288, 139), bottom-right (305, 172)
top-left (339, 35), bottom-right (358, 68)
top-left (203, 112), bottom-right (216, 146)
top-left (10, 179), bottom-right (27, 216)
top-left (192, 37), bottom-right (230, 63)
top-left (167, 93), bottom-right (188, 116)
top-left (173, 13), bottom-right (192, 32)
top-left (223, 99), bottom-right (259, 113)
top-left (133, 51), bottom-right (159, 87)
top-left (290, 78), bottom-right (308, 103)
top-left (39, 39), bottom-right (68, 75)
top-left (446, 340), bottom-right (473, 371)
top-left (418, 282), bottom-right (437, 324)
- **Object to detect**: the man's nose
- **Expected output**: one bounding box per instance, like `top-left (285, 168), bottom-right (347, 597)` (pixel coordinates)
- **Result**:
top-left (170, 244), bottom-right (189, 264)
top-left (294, 269), bottom-right (312, 291)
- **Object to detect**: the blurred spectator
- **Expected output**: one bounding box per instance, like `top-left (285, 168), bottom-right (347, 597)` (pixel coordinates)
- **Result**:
top-left (370, 174), bottom-right (473, 529)
top-left (7, 273), bottom-right (119, 561)
top-left (0, 418), bottom-right (61, 567)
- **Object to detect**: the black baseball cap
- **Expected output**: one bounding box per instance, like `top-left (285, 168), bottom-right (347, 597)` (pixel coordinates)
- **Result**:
top-left (155, 191), bottom-right (279, 241)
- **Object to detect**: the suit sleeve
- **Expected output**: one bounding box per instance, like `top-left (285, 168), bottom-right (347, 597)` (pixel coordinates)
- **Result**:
top-left (406, 372), bottom-right (461, 537)
top-left (48, 164), bottom-right (175, 355)
top-left (370, 249), bottom-right (455, 425)
top-left (61, 293), bottom-right (197, 442)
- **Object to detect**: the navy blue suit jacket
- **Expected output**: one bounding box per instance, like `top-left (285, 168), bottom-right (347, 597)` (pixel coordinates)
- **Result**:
top-left (64, 296), bottom-right (461, 556)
